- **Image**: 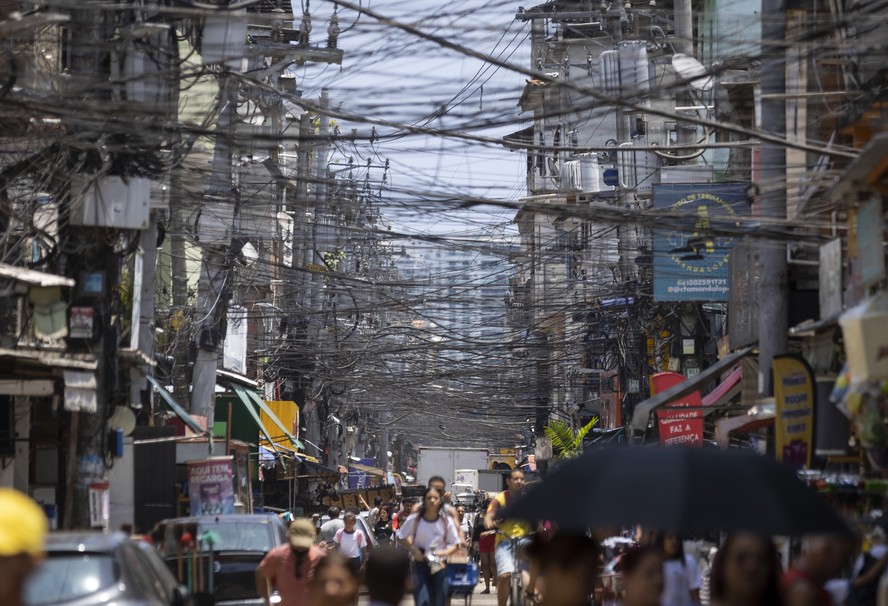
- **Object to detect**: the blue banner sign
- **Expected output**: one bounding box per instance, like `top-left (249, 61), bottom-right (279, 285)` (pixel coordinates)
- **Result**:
top-left (653, 183), bottom-right (749, 302)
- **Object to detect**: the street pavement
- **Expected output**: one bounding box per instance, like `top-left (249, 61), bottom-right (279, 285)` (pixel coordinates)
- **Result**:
top-left (359, 579), bottom-right (499, 606)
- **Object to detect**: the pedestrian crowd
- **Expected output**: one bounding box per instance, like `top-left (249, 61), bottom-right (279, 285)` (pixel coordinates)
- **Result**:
top-left (4, 479), bottom-right (888, 606)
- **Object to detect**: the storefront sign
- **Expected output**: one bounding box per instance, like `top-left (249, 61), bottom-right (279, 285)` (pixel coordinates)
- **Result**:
top-left (773, 355), bottom-right (815, 469)
top-left (187, 457), bottom-right (235, 516)
top-left (349, 458), bottom-right (376, 490)
top-left (69, 306), bottom-right (95, 340)
top-left (88, 482), bottom-right (109, 529)
top-left (652, 372), bottom-right (703, 447)
top-left (653, 183), bottom-right (749, 302)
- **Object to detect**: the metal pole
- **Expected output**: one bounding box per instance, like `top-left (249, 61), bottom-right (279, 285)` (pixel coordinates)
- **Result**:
top-left (674, 0), bottom-right (696, 151)
top-left (226, 402), bottom-right (233, 455)
top-left (757, 0), bottom-right (788, 396)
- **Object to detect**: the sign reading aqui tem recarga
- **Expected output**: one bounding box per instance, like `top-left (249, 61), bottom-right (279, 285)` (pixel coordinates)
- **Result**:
top-left (653, 183), bottom-right (749, 302)
top-left (773, 354), bottom-right (815, 469)
top-left (187, 457), bottom-right (235, 516)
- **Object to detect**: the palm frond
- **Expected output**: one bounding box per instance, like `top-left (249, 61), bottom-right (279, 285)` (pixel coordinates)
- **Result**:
top-left (574, 417), bottom-right (599, 444)
top-left (544, 420), bottom-right (575, 456)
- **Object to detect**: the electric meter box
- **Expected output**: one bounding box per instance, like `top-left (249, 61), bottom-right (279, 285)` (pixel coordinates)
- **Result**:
top-left (69, 176), bottom-right (151, 230)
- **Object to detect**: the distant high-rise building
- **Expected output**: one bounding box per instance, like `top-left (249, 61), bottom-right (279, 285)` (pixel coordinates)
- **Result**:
top-left (397, 240), bottom-right (513, 362)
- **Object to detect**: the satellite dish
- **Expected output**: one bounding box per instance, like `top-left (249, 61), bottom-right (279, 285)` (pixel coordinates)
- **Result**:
top-left (107, 405), bottom-right (136, 437)
top-left (672, 53), bottom-right (713, 91)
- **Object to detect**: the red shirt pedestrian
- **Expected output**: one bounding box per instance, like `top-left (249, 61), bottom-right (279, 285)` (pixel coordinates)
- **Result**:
top-left (256, 519), bottom-right (326, 606)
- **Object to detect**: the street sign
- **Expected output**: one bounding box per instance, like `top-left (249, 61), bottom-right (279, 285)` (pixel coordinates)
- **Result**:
top-left (603, 168), bottom-right (619, 187)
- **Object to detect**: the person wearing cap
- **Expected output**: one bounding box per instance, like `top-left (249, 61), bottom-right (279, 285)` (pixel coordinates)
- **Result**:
top-left (256, 517), bottom-right (326, 606)
top-left (0, 488), bottom-right (48, 606)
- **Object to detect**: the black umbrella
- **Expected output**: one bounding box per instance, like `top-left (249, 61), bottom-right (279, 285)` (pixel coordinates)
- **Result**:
top-left (501, 446), bottom-right (850, 536)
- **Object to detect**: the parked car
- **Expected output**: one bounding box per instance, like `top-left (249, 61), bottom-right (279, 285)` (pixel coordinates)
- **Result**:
top-left (154, 514), bottom-right (288, 606)
top-left (23, 531), bottom-right (191, 606)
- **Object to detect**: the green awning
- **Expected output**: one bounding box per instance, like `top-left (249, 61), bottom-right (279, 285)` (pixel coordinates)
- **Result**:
top-left (243, 389), bottom-right (304, 451)
top-left (145, 375), bottom-right (206, 435)
top-left (230, 384), bottom-right (280, 456)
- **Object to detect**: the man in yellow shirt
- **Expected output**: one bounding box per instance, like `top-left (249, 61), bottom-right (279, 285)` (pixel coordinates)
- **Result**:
top-left (484, 469), bottom-right (532, 606)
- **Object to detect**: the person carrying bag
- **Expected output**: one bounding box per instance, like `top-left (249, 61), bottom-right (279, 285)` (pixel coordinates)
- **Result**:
top-left (397, 487), bottom-right (460, 606)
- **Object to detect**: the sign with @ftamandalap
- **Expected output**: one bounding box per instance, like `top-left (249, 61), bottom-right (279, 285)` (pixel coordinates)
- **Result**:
top-left (652, 183), bottom-right (750, 302)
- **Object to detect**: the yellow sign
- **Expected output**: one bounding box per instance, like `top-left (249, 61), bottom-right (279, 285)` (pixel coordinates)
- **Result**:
top-left (773, 355), bottom-right (815, 469)
top-left (259, 400), bottom-right (299, 451)
top-left (489, 453), bottom-right (515, 470)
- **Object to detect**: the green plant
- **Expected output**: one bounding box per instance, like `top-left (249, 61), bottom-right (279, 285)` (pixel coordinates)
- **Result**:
top-left (544, 417), bottom-right (598, 460)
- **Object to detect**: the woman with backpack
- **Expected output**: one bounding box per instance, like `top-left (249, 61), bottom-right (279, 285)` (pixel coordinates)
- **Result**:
top-left (396, 487), bottom-right (460, 606)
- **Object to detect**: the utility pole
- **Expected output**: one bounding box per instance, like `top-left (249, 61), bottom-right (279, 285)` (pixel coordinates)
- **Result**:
top-left (191, 73), bottom-right (237, 426)
top-left (295, 111), bottom-right (313, 307)
top-left (65, 2), bottom-right (114, 529)
top-left (673, 0), bottom-right (696, 151)
top-left (379, 425), bottom-right (390, 472)
top-left (757, 0), bottom-right (788, 396)
top-left (673, 0), bottom-right (693, 56)
top-left (310, 89), bottom-right (330, 315)
top-left (131, 219), bottom-right (159, 407)
top-left (169, 166), bottom-right (190, 399)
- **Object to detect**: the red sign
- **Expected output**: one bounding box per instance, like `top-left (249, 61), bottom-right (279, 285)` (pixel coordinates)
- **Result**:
top-left (652, 372), bottom-right (704, 447)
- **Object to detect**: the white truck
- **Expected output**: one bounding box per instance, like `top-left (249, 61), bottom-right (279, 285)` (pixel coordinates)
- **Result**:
top-left (416, 447), bottom-right (489, 499)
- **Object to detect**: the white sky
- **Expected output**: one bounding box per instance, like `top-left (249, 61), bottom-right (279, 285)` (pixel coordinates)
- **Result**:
top-left (289, 0), bottom-right (531, 240)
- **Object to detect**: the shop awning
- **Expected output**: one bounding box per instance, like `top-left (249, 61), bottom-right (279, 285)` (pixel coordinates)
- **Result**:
top-left (629, 345), bottom-right (756, 435)
top-left (229, 384), bottom-right (282, 455)
top-left (701, 365), bottom-right (743, 408)
top-left (714, 404), bottom-right (775, 448)
top-left (0, 263), bottom-right (75, 288)
top-left (300, 458), bottom-right (342, 478)
top-left (0, 346), bottom-right (97, 370)
top-left (239, 386), bottom-right (304, 451)
top-left (145, 375), bottom-right (206, 435)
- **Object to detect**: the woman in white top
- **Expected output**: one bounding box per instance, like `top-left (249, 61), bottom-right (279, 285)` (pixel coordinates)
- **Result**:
top-left (657, 532), bottom-right (701, 606)
top-left (397, 487), bottom-right (460, 606)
